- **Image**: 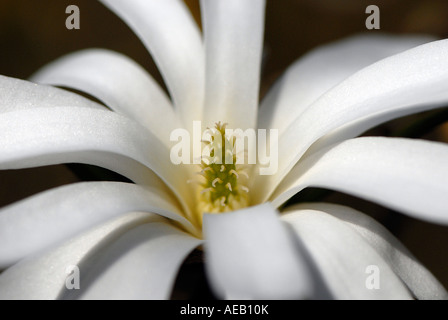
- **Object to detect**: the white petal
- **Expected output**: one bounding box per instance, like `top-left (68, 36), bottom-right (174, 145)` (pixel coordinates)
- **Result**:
top-left (282, 208), bottom-right (413, 299)
top-left (100, 0), bottom-right (204, 126)
top-left (71, 221), bottom-right (201, 300)
top-left (203, 203), bottom-right (314, 299)
top-left (201, 0), bottom-right (265, 129)
top-left (0, 75), bottom-right (104, 113)
top-left (286, 202), bottom-right (447, 300)
top-left (256, 39), bottom-right (448, 197)
top-left (305, 104), bottom-right (447, 157)
top-left (31, 49), bottom-right (180, 146)
top-left (272, 137), bottom-right (448, 225)
top-left (258, 34), bottom-right (434, 133)
top-left (0, 211), bottom-right (155, 299)
top-left (0, 181), bottom-right (196, 268)
top-left (0, 107), bottom-right (194, 214)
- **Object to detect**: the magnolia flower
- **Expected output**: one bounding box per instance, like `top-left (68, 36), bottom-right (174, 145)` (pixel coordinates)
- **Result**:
top-left (1, 0), bottom-right (448, 300)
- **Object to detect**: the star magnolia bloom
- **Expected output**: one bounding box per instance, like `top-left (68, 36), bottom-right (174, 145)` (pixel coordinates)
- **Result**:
top-left (1, 0), bottom-right (448, 300)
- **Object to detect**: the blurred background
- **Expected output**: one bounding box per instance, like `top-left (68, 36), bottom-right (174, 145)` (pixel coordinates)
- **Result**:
top-left (0, 0), bottom-right (448, 297)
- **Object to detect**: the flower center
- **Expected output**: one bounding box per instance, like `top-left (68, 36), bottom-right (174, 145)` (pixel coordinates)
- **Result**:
top-left (194, 122), bottom-right (250, 222)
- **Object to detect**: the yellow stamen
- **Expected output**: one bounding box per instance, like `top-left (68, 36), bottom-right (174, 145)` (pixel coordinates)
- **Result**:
top-left (194, 122), bottom-right (250, 221)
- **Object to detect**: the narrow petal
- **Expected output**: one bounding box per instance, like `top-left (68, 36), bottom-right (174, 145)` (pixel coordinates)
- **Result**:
top-left (201, 0), bottom-right (265, 129)
top-left (305, 104), bottom-right (447, 157)
top-left (31, 49), bottom-right (180, 146)
top-left (203, 203), bottom-right (314, 299)
top-left (0, 181), bottom-right (196, 268)
top-left (0, 212), bottom-right (158, 299)
top-left (256, 39), bottom-right (448, 197)
top-left (286, 202), bottom-right (447, 300)
top-left (282, 208), bottom-right (413, 299)
top-left (68, 221), bottom-right (201, 300)
top-left (99, 0), bottom-right (205, 126)
top-left (258, 34), bottom-right (434, 133)
top-left (0, 107), bottom-right (194, 214)
top-left (0, 75), bottom-right (104, 113)
top-left (271, 137), bottom-right (448, 225)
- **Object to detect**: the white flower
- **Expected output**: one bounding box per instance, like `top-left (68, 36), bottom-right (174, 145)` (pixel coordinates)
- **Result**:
top-left (0, 0), bottom-right (448, 300)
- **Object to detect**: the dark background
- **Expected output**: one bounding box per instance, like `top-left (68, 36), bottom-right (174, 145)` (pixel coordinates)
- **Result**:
top-left (1, 0), bottom-right (448, 294)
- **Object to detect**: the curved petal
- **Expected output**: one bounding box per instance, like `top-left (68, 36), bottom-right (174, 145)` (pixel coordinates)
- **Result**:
top-left (0, 211), bottom-right (155, 299)
top-left (67, 221), bottom-right (201, 300)
top-left (0, 181), bottom-right (197, 268)
top-left (0, 75), bottom-right (104, 113)
top-left (31, 49), bottom-right (180, 146)
top-left (201, 0), bottom-right (265, 129)
top-left (0, 107), bottom-right (195, 215)
top-left (282, 208), bottom-right (413, 299)
top-left (271, 137), bottom-right (448, 225)
top-left (258, 34), bottom-right (434, 133)
top-left (305, 104), bottom-right (448, 158)
top-left (99, 0), bottom-right (204, 126)
top-left (203, 203), bottom-right (314, 299)
top-left (255, 39), bottom-right (448, 197)
top-left (285, 202), bottom-right (447, 300)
